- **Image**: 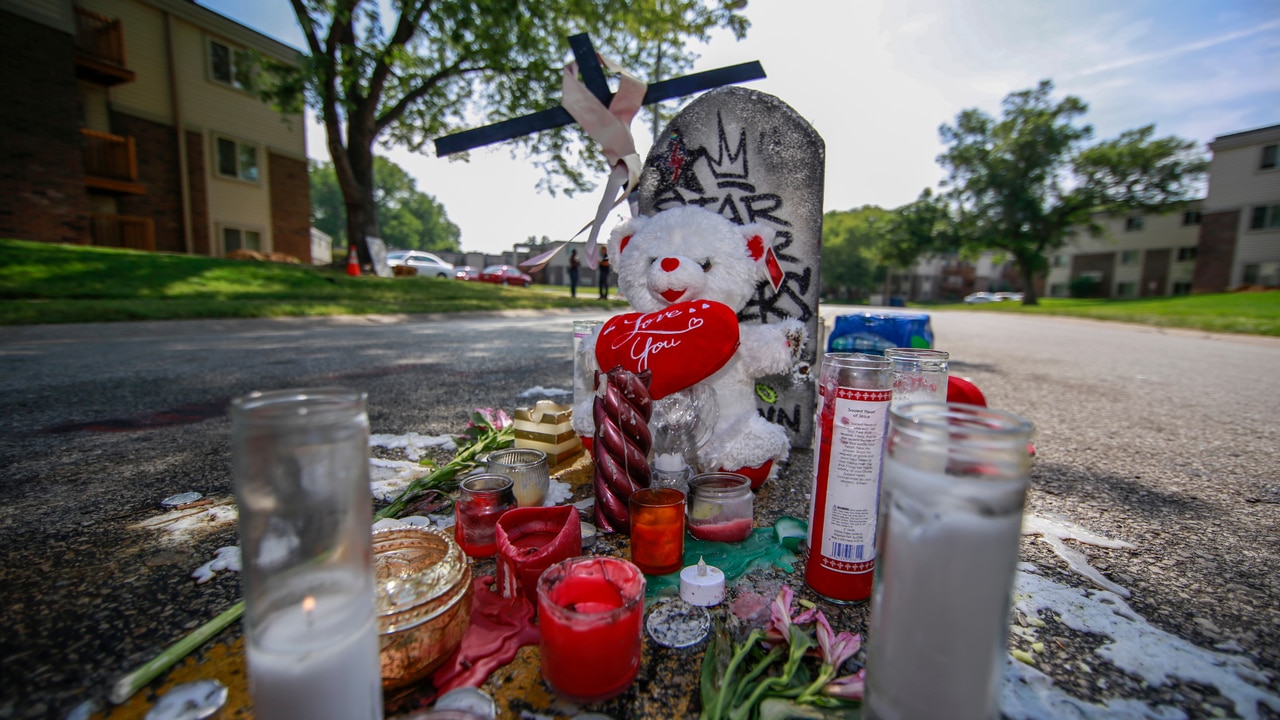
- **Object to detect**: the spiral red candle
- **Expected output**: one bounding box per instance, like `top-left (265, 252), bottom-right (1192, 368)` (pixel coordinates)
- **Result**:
top-left (591, 367), bottom-right (653, 533)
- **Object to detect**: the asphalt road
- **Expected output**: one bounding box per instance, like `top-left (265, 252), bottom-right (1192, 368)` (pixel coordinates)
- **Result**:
top-left (1, 307), bottom-right (1277, 719)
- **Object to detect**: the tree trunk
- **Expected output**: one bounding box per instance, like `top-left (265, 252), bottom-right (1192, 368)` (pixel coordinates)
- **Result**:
top-left (1017, 256), bottom-right (1040, 306)
top-left (341, 137), bottom-right (379, 268)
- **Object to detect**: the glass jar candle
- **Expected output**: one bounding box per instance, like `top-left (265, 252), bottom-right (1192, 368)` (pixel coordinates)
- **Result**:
top-left (485, 448), bottom-right (550, 508)
top-left (537, 557), bottom-right (646, 703)
top-left (687, 472), bottom-right (753, 543)
top-left (627, 488), bottom-right (686, 575)
top-left (883, 348), bottom-right (949, 409)
top-left (230, 387), bottom-right (383, 720)
top-left (865, 402), bottom-right (1033, 720)
top-left (454, 474), bottom-right (516, 558)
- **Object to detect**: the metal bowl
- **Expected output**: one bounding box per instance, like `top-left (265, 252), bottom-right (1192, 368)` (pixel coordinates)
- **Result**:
top-left (374, 526), bottom-right (473, 690)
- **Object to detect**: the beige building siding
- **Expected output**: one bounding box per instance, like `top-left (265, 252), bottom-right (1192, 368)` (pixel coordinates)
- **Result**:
top-left (206, 133), bottom-right (274, 253)
top-left (171, 19), bottom-right (305, 160)
top-left (1205, 126), bottom-right (1280, 288)
top-left (1045, 205), bottom-right (1202, 297)
top-left (81, 0), bottom-right (172, 123)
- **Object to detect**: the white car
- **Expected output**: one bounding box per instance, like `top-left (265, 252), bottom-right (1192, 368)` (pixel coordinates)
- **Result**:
top-left (993, 292), bottom-right (1024, 302)
top-left (963, 292), bottom-right (998, 304)
top-left (385, 250), bottom-right (454, 278)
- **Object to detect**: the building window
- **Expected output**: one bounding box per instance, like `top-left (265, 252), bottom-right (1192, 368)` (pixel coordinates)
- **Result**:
top-left (1182, 210), bottom-right (1202, 225)
top-left (1262, 144), bottom-right (1278, 170)
top-left (1171, 281), bottom-right (1192, 296)
top-left (1125, 216), bottom-right (1144, 232)
top-left (222, 226), bottom-right (262, 254)
top-left (1052, 254), bottom-right (1067, 267)
top-left (215, 136), bottom-right (259, 182)
top-left (1250, 204), bottom-right (1280, 230)
top-left (1116, 281), bottom-right (1137, 298)
top-left (1119, 250), bottom-right (1140, 265)
top-left (209, 39), bottom-right (253, 89)
top-left (1176, 247), bottom-right (1198, 262)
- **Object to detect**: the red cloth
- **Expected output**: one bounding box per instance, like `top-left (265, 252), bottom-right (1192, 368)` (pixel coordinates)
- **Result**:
top-left (947, 376), bottom-right (987, 407)
top-left (431, 575), bottom-right (541, 695)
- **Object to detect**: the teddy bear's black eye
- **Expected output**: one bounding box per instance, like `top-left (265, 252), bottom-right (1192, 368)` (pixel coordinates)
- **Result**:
top-left (699, 259), bottom-right (713, 272)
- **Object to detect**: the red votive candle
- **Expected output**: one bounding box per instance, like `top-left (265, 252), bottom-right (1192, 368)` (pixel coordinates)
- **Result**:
top-left (496, 506), bottom-right (582, 606)
top-left (454, 474), bottom-right (516, 558)
top-left (537, 557), bottom-right (645, 703)
top-left (628, 488), bottom-right (686, 575)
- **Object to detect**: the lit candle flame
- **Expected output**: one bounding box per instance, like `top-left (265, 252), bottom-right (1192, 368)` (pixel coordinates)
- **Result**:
top-left (302, 596), bottom-right (316, 612)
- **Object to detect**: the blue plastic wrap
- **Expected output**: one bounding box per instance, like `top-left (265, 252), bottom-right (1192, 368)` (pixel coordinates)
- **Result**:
top-left (827, 312), bottom-right (934, 354)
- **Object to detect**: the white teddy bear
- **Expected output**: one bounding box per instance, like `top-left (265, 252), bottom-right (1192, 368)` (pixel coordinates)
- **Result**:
top-left (573, 205), bottom-right (806, 487)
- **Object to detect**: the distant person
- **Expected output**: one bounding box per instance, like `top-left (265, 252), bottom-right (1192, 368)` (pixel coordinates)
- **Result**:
top-left (568, 249), bottom-right (580, 298)
top-left (598, 246), bottom-right (611, 300)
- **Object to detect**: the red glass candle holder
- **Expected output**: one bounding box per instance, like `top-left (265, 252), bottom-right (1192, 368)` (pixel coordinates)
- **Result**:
top-left (454, 474), bottom-right (516, 558)
top-left (495, 506), bottom-right (582, 606)
top-left (536, 556), bottom-right (645, 703)
top-left (628, 488), bottom-right (686, 575)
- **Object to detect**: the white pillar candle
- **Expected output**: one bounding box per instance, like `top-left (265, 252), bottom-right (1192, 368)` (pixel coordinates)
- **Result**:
top-left (866, 457), bottom-right (1024, 720)
top-left (247, 585), bottom-right (383, 720)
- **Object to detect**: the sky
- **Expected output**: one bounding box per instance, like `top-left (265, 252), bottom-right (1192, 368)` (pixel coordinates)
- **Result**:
top-left (206, 0), bottom-right (1280, 255)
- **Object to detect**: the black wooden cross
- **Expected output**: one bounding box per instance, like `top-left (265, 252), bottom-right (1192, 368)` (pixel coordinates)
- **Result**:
top-left (433, 33), bottom-right (765, 157)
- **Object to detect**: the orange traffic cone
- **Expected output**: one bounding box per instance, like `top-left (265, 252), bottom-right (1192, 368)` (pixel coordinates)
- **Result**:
top-left (345, 245), bottom-right (360, 277)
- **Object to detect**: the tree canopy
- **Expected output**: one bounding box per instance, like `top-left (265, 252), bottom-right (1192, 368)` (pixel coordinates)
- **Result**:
top-left (937, 80), bottom-right (1206, 304)
top-left (263, 0), bottom-right (749, 266)
top-left (310, 157), bottom-right (460, 253)
top-left (821, 206), bottom-right (891, 301)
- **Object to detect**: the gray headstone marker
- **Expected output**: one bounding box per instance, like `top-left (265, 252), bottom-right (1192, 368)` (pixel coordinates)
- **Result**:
top-left (638, 86), bottom-right (824, 448)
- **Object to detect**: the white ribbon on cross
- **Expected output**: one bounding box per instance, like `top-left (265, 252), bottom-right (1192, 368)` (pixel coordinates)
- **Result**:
top-left (560, 55), bottom-right (647, 269)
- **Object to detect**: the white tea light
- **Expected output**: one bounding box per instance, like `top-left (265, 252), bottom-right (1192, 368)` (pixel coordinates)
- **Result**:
top-left (679, 557), bottom-right (725, 607)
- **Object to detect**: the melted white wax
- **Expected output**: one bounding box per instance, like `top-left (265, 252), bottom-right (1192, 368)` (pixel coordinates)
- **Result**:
top-left (191, 546), bottom-right (242, 584)
top-left (517, 386), bottom-right (571, 398)
top-left (368, 431), bottom-right (456, 461)
top-left (1002, 514), bottom-right (1279, 720)
top-left (1022, 513), bottom-right (1137, 597)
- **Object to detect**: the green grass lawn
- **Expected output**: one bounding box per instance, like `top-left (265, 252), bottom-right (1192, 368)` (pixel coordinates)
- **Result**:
top-left (0, 239), bottom-right (613, 325)
top-left (3, 239), bottom-right (1277, 335)
top-left (934, 292), bottom-right (1280, 336)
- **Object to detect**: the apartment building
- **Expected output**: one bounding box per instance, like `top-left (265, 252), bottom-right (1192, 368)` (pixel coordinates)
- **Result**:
top-left (1044, 123), bottom-right (1279, 298)
top-left (1193, 124), bottom-right (1280, 291)
top-left (1043, 203), bottom-right (1204, 299)
top-left (0, 0), bottom-right (311, 260)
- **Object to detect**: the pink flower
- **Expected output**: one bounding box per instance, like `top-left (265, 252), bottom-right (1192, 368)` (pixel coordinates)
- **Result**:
top-left (824, 669), bottom-right (866, 700)
top-left (814, 611), bottom-right (861, 669)
top-left (765, 586), bottom-right (818, 646)
top-left (476, 407), bottom-right (512, 430)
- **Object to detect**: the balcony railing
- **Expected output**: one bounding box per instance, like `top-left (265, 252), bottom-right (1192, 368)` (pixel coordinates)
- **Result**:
top-left (81, 129), bottom-right (145, 194)
top-left (90, 214), bottom-right (155, 251)
top-left (74, 7), bottom-right (135, 85)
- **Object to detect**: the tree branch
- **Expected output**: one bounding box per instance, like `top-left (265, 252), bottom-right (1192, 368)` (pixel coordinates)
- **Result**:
top-left (374, 61), bottom-right (488, 134)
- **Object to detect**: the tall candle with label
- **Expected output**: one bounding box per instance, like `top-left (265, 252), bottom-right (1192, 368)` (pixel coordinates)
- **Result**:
top-left (231, 388), bottom-right (383, 720)
top-left (804, 353), bottom-right (892, 603)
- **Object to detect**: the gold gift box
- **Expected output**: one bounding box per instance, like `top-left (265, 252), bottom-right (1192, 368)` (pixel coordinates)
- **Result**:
top-left (514, 400), bottom-right (583, 466)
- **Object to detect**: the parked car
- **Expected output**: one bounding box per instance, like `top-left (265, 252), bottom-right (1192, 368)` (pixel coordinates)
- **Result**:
top-left (478, 265), bottom-right (532, 287)
top-left (993, 292), bottom-right (1024, 302)
top-left (385, 250), bottom-right (454, 278)
top-left (453, 265), bottom-right (480, 281)
top-left (963, 292), bottom-right (998, 304)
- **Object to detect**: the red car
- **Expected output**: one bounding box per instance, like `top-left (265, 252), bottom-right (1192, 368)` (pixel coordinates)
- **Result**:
top-left (478, 265), bottom-right (532, 287)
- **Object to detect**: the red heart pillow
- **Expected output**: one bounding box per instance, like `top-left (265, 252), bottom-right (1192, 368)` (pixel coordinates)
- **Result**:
top-left (595, 301), bottom-right (740, 400)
